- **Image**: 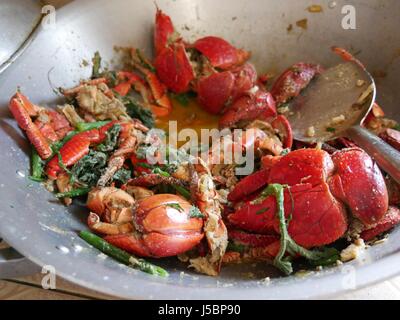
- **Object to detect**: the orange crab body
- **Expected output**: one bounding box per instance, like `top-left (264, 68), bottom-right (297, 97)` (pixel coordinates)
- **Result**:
top-left (228, 148), bottom-right (391, 251)
top-left (87, 189), bottom-right (204, 258)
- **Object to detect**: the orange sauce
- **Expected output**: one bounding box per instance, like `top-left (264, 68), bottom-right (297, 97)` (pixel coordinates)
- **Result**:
top-left (156, 97), bottom-right (220, 146)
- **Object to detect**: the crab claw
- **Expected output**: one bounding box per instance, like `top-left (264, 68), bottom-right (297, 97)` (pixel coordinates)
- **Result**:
top-left (228, 147), bottom-right (390, 249)
top-left (328, 148), bottom-right (388, 226)
top-left (35, 109), bottom-right (72, 142)
top-left (270, 63), bottom-right (323, 106)
top-left (105, 194), bottom-right (204, 257)
top-left (219, 89), bottom-right (277, 128)
top-left (196, 63), bottom-right (257, 114)
top-left (271, 115), bottom-right (293, 149)
top-left (87, 187), bottom-right (136, 218)
top-left (8, 93), bottom-right (52, 159)
top-left (228, 183), bottom-right (348, 248)
top-left (227, 168), bottom-right (270, 203)
top-left (267, 148), bottom-right (334, 187)
top-left (193, 36), bottom-right (250, 70)
top-left (154, 8), bottom-right (176, 56)
top-left (197, 71), bottom-right (235, 114)
top-left (154, 43), bottom-right (195, 93)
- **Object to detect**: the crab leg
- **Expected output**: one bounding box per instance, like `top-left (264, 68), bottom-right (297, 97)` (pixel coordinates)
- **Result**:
top-left (131, 50), bottom-right (172, 116)
top-left (188, 158), bottom-right (228, 276)
top-left (97, 135), bottom-right (138, 187)
top-left (331, 46), bottom-right (365, 69)
top-left (9, 94), bottom-right (52, 159)
top-left (45, 134), bottom-right (91, 179)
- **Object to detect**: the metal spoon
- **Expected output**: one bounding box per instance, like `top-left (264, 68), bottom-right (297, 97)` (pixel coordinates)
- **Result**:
top-left (286, 60), bottom-right (400, 184)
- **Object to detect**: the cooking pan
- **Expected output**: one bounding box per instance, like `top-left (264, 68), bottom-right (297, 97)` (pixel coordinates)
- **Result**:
top-left (0, 0), bottom-right (400, 299)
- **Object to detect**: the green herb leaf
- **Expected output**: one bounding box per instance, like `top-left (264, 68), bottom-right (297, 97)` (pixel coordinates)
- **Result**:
top-left (76, 121), bottom-right (110, 132)
top-left (263, 183), bottom-right (340, 275)
top-left (188, 206), bottom-right (205, 219)
top-left (307, 247), bottom-right (340, 267)
top-left (393, 124), bottom-right (400, 131)
top-left (57, 151), bottom-right (72, 175)
top-left (174, 185), bottom-right (191, 200)
top-left (135, 49), bottom-right (156, 73)
top-left (152, 167), bottom-right (170, 177)
top-left (326, 127), bottom-right (336, 133)
top-left (113, 168), bottom-right (132, 184)
top-left (55, 187), bottom-right (91, 198)
top-left (136, 162), bottom-right (154, 169)
top-left (166, 202), bottom-right (184, 212)
top-left (122, 96), bottom-right (155, 128)
top-left (227, 241), bottom-right (246, 254)
top-left (97, 124), bottom-right (121, 152)
top-left (255, 208), bottom-right (269, 215)
top-left (280, 148), bottom-right (290, 156)
top-left (70, 150), bottom-right (108, 187)
top-left (29, 147), bottom-right (44, 182)
top-left (171, 92), bottom-right (196, 107)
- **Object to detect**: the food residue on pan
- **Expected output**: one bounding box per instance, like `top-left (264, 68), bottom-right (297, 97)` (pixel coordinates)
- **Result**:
top-left (296, 18), bottom-right (308, 30)
top-left (307, 5), bottom-right (323, 13)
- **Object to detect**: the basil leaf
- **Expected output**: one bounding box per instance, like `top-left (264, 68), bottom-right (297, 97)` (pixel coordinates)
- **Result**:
top-left (166, 203), bottom-right (184, 212)
top-left (188, 206), bottom-right (205, 219)
top-left (123, 96), bottom-right (154, 129)
top-left (70, 150), bottom-right (108, 187)
top-left (113, 168), bottom-right (132, 184)
top-left (97, 124), bottom-right (121, 152)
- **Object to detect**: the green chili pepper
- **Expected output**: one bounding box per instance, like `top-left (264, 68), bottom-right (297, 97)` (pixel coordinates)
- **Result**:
top-left (76, 121), bottom-right (110, 132)
top-left (79, 231), bottom-right (168, 277)
top-left (55, 187), bottom-right (91, 198)
top-left (29, 147), bottom-right (44, 182)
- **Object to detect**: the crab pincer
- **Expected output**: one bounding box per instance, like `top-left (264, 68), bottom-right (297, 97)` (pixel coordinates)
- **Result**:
top-left (154, 8), bottom-right (176, 56)
top-left (193, 36), bottom-right (250, 70)
top-left (228, 148), bottom-right (392, 250)
top-left (154, 43), bottom-right (195, 94)
top-left (130, 50), bottom-right (172, 116)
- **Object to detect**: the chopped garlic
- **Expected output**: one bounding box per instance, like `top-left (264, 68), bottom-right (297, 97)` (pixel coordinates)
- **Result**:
top-left (340, 239), bottom-right (366, 262)
top-left (306, 126), bottom-right (316, 137)
top-left (356, 79), bottom-right (365, 87)
top-left (332, 114), bottom-right (346, 125)
top-left (278, 106), bottom-right (290, 114)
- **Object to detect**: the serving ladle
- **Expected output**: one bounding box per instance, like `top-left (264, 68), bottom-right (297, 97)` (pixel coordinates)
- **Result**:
top-left (286, 58), bottom-right (400, 184)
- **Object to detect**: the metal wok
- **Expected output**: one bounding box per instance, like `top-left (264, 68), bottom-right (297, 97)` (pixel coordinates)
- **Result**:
top-left (0, 0), bottom-right (400, 299)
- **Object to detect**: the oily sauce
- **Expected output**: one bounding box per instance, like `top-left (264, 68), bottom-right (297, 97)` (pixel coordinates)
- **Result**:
top-left (156, 97), bottom-right (220, 145)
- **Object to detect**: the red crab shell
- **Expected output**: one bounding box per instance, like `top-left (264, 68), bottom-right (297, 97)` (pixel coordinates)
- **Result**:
top-left (105, 194), bottom-right (204, 257)
top-left (228, 148), bottom-right (390, 249)
top-left (270, 63), bottom-right (323, 106)
top-left (193, 36), bottom-right (250, 70)
top-left (154, 43), bottom-right (195, 94)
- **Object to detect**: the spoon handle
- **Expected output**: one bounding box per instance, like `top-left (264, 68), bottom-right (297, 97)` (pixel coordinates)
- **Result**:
top-left (346, 125), bottom-right (400, 184)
